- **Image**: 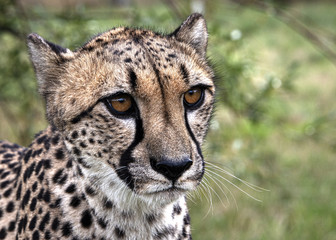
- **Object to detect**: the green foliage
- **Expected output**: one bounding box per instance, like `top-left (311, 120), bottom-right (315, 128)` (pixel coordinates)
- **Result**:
top-left (0, 0), bottom-right (42, 144)
top-left (0, 1), bottom-right (335, 239)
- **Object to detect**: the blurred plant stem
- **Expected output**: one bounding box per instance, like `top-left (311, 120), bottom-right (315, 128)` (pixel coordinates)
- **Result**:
top-left (232, 0), bottom-right (336, 67)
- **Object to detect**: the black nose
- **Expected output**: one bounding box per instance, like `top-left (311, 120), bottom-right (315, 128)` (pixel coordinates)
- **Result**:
top-left (150, 157), bottom-right (193, 182)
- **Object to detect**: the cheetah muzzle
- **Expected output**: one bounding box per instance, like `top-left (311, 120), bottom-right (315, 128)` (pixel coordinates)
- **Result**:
top-left (0, 13), bottom-right (215, 240)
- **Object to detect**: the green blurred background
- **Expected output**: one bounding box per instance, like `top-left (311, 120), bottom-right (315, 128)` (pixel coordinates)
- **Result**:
top-left (1, 0), bottom-right (336, 239)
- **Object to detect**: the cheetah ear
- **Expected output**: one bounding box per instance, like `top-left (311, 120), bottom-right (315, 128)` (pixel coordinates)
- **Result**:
top-left (27, 33), bottom-right (74, 95)
top-left (27, 33), bottom-right (75, 129)
top-left (171, 13), bottom-right (208, 58)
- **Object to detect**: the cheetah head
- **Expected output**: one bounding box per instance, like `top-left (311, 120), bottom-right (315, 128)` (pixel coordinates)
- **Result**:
top-left (27, 13), bottom-right (215, 207)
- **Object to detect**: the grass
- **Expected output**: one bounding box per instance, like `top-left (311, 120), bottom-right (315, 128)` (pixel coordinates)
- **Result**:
top-left (1, 1), bottom-right (336, 239)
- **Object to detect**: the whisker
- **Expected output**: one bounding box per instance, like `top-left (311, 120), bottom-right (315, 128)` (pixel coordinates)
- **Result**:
top-left (204, 173), bottom-right (227, 208)
top-left (205, 171), bottom-right (238, 210)
top-left (206, 161), bottom-right (268, 192)
top-left (204, 172), bottom-right (229, 207)
top-left (206, 168), bottom-right (262, 202)
top-left (194, 182), bottom-right (204, 202)
top-left (199, 180), bottom-right (211, 205)
top-left (201, 177), bottom-right (214, 218)
top-left (186, 191), bottom-right (197, 204)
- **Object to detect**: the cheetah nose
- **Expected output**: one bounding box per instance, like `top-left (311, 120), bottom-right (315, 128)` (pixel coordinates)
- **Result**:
top-left (150, 157), bottom-right (193, 182)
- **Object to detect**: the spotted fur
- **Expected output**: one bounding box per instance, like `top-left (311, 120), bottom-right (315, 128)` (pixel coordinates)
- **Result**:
top-left (0, 13), bottom-right (215, 239)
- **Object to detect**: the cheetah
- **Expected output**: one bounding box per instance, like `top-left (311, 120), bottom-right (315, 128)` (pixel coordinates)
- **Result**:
top-left (0, 13), bottom-right (215, 239)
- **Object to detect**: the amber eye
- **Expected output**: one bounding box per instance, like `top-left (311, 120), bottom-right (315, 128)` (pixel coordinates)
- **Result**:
top-left (183, 87), bottom-right (204, 108)
top-left (109, 94), bottom-right (132, 113)
top-left (103, 93), bottom-right (135, 117)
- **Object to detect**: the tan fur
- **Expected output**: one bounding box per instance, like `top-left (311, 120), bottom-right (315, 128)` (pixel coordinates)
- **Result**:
top-left (1, 13), bottom-right (215, 239)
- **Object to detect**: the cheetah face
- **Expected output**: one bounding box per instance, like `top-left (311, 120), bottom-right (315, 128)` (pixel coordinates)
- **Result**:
top-left (28, 14), bottom-right (215, 205)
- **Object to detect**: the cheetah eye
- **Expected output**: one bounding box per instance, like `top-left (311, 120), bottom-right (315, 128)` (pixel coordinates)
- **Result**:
top-left (104, 93), bottom-right (135, 117)
top-left (183, 87), bottom-right (204, 109)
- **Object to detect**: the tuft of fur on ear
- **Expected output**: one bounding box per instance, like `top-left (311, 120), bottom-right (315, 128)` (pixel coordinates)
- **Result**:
top-left (27, 33), bottom-right (74, 128)
top-left (171, 13), bottom-right (208, 58)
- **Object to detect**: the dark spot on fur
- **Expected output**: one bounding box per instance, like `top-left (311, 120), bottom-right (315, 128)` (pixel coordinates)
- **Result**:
top-left (52, 169), bottom-right (67, 185)
top-left (39, 212), bottom-right (50, 231)
top-left (21, 189), bottom-right (31, 209)
top-left (173, 204), bottom-right (182, 215)
top-left (6, 201), bottom-right (14, 213)
top-left (18, 214), bottom-right (28, 233)
top-left (8, 221), bottom-right (15, 232)
top-left (43, 190), bottom-right (51, 203)
top-left (23, 162), bottom-right (35, 182)
top-left (70, 196), bottom-right (81, 208)
top-left (71, 131), bottom-right (78, 139)
top-left (16, 181), bottom-right (22, 200)
top-left (49, 198), bottom-right (62, 209)
top-left (85, 185), bottom-right (96, 196)
top-left (80, 210), bottom-right (93, 228)
top-left (3, 188), bottom-right (12, 197)
top-left (35, 161), bottom-right (43, 175)
top-left (77, 166), bottom-right (83, 176)
top-left (65, 184), bottom-right (76, 193)
top-left (37, 188), bottom-right (44, 201)
top-left (3, 153), bottom-right (14, 158)
top-left (36, 135), bottom-right (47, 144)
top-left (66, 159), bottom-right (73, 168)
top-left (98, 218), bottom-right (107, 229)
top-left (51, 217), bottom-right (60, 231)
top-left (32, 181), bottom-right (38, 192)
top-left (32, 148), bottom-right (43, 158)
top-left (78, 158), bottom-right (91, 168)
top-left (45, 230), bottom-right (51, 240)
top-left (0, 180), bottom-right (11, 189)
top-left (183, 214), bottom-right (191, 225)
top-left (24, 149), bottom-right (32, 163)
top-left (62, 222), bottom-right (73, 237)
top-left (28, 215), bottom-right (37, 230)
top-left (55, 148), bottom-right (64, 160)
top-left (103, 198), bottom-right (114, 209)
top-left (0, 227), bottom-right (7, 239)
top-left (82, 46), bottom-right (94, 52)
top-left (73, 147), bottom-right (81, 156)
top-left (51, 135), bottom-right (60, 145)
top-left (81, 129), bottom-right (86, 136)
top-left (43, 159), bottom-right (52, 169)
top-left (114, 226), bottom-right (125, 238)
top-left (112, 39), bottom-right (119, 44)
top-left (38, 171), bottom-right (45, 182)
top-left (43, 138), bottom-right (51, 151)
top-left (30, 197), bottom-right (37, 211)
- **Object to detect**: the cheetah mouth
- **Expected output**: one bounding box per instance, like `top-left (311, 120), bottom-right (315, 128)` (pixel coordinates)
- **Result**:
top-left (144, 185), bottom-right (190, 196)
top-left (140, 177), bottom-right (202, 196)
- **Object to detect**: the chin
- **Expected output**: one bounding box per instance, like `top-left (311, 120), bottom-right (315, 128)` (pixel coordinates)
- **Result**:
top-left (135, 181), bottom-right (197, 206)
top-left (139, 190), bottom-right (183, 206)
